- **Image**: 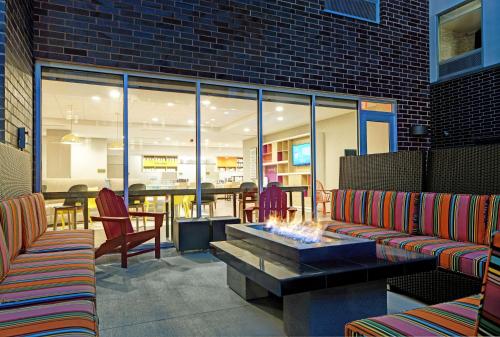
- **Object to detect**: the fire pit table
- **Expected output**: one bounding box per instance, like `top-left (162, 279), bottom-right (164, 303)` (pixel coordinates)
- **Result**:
top-left (210, 224), bottom-right (437, 336)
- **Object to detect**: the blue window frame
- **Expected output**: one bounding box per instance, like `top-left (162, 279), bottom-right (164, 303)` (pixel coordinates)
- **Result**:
top-left (359, 111), bottom-right (397, 155)
top-left (324, 0), bottom-right (380, 24)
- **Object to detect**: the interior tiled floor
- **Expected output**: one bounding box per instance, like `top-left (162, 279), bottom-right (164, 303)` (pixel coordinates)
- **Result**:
top-left (95, 249), bottom-right (425, 337)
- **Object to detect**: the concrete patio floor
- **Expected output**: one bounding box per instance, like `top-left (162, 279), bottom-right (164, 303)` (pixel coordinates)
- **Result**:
top-left (96, 248), bottom-right (424, 337)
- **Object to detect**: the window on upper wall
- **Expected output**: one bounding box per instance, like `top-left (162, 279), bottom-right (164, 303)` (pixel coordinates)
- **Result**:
top-left (324, 0), bottom-right (380, 23)
top-left (438, 0), bottom-right (482, 78)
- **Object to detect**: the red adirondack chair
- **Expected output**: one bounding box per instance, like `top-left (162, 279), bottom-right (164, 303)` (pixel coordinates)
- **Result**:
top-left (244, 185), bottom-right (297, 223)
top-left (91, 188), bottom-right (163, 268)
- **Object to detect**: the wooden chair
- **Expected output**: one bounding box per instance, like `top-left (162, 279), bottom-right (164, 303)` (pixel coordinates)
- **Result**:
top-left (244, 185), bottom-right (297, 223)
top-left (128, 183), bottom-right (147, 231)
top-left (238, 182), bottom-right (258, 221)
top-left (91, 188), bottom-right (163, 268)
top-left (53, 184), bottom-right (88, 230)
top-left (316, 180), bottom-right (331, 216)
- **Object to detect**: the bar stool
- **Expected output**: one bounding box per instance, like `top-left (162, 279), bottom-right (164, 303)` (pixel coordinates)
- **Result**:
top-left (53, 184), bottom-right (88, 230)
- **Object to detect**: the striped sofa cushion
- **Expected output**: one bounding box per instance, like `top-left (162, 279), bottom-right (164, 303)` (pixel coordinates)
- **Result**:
top-left (345, 295), bottom-right (480, 337)
top-left (0, 229), bottom-right (10, 282)
top-left (0, 249), bottom-right (96, 309)
top-left (384, 236), bottom-right (489, 278)
top-left (0, 300), bottom-right (97, 337)
top-left (0, 198), bottom-right (23, 260)
top-left (486, 195), bottom-right (499, 245)
top-left (327, 223), bottom-right (410, 243)
top-left (366, 191), bottom-right (418, 233)
top-left (25, 229), bottom-right (94, 254)
top-left (331, 190), bottom-right (367, 224)
top-left (19, 194), bottom-right (48, 249)
top-left (476, 232), bottom-right (500, 336)
top-left (419, 193), bottom-right (489, 245)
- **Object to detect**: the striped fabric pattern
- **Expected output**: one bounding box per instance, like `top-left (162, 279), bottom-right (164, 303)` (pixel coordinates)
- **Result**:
top-left (0, 299), bottom-right (97, 337)
top-left (26, 229), bottom-right (94, 254)
top-left (366, 191), bottom-right (418, 234)
top-left (0, 249), bottom-right (96, 309)
top-left (486, 196), bottom-right (499, 244)
top-left (345, 295), bottom-right (481, 337)
top-left (18, 196), bottom-right (43, 249)
top-left (476, 232), bottom-right (500, 336)
top-left (418, 193), bottom-right (489, 245)
top-left (331, 190), bottom-right (367, 224)
top-left (0, 229), bottom-right (10, 282)
top-left (384, 236), bottom-right (489, 278)
top-left (0, 198), bottom-right (23, 260)
top-left (32, 193), bottom-right (49, 234)
top-left (326, 223), bottom-right (410, 243)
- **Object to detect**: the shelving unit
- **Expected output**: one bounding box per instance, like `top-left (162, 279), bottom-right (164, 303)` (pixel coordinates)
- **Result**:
top-left (262, 135), bottom-right (311, 195)
top-left (143, 155), bottom-right (178, 172)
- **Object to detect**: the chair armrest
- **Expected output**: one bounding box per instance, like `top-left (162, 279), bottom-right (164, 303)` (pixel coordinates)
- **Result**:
top-left (129, 212), bottom-right (164, 229)
top-left (90, 216), bottom-right (129, 235)
top-left (90, 216), bottom-right (129, 222)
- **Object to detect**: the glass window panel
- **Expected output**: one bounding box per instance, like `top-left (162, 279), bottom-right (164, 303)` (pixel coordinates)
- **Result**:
top-left (200, 84), bottom-right (258, 218)
top-left (361, 101), bottom-right (393, 113)
top-left (439, 0), bottom-right (482, 63)
top-left (315, 97), bottom-right (358, 220)
top-left (41, 68), bottom-right (124, 231)
top-left (263, 92), bottom-right (311, 222)
top-left (366, 121), bottom-right (390, 154)
top-left (128, 77), bottom-right (196, 219)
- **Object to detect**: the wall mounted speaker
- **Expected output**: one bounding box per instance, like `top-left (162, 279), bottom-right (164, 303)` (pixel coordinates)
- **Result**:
top-left (17, 128), bottom-right (26, 150)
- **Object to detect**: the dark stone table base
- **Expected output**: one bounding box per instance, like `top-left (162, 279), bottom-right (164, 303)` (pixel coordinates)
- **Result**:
top-left (227, 265), bottom-right (269, 300)
top-left (284, 279), bottom-right (387, 336)
top-left (227, 265), bottom-right (387, 336)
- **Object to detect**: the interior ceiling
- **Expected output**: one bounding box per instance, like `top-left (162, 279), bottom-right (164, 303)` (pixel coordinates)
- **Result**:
top-left (42, 80), bottom-right (355, 148)
top-left (441, 9), bottom-right (480, 33)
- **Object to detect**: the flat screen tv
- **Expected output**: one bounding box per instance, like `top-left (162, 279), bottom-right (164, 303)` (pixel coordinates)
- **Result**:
top-left (292, 143), bottom-right (311, 166)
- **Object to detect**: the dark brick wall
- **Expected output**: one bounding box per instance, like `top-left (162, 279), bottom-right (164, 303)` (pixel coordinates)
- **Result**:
top-left (3, 0), bottom-right (33, 153)
top-left (33, 0), bottom-right (430, 150)
top-left (0, 1), bottom-right (6, 143)
top-left (431, 66), bottom-right (500, 148)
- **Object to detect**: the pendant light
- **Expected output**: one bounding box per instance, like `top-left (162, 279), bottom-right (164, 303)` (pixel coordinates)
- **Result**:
top-left (61, 106), bottom-right (82, 144)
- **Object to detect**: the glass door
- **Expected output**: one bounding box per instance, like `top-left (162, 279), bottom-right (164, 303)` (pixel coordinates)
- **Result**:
top-left (359, 101), bottom-right (397, 155)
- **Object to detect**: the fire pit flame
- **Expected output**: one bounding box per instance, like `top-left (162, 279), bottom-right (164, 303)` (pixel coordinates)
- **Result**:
top-left (264, 217), bottom-right (324, 244)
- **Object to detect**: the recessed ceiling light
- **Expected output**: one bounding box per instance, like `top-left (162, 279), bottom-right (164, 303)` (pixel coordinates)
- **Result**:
top-left (277, 116), bottom-right (284, 121)
top-left (210, 106), bottom-right (216, 110)
top-left (210, 118), bottom-right (215, 122)
top-left (165, 137), bottom-right (171, 141)
top-left (202, 100), bottom-right (211, 106)
top-left (167, 102), bottom-right (175, 107)
top-left (205, 139), bottom-right (209, 143)
top-left (109, 90), bottom-right (121, 99)
top-left (91, 96), bottom-right (101, 102)
top-left (188, 119), bottom-right (194, 124)
top-left (224, 144), bottom-right (228, 147)
top-left (224, 111), bottom-right (230, 115)
top-left (152, 117), bottom-right (159, 122)
top-left (275, 106), bottom-right (284, 112)
top-left (244, 128), bottom-right (250, 132)
top-left (154, 141), bottom-right (159, 145)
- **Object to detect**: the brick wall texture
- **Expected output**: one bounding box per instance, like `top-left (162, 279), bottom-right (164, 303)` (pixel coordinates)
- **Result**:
top-left (33, 0), bottom-right (430, 150)
top-left (4, 0), bottom-right (33, 153)
top-left (431, 66), bottom-right (500, 148)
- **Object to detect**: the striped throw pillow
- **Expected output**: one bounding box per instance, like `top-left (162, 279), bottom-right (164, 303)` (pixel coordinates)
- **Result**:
top-left (331, 189), bottom-right (367, 224)
top-left (486, 196), bottom-right (499, 245)
top-left (0, 228), bottom-right (10, 282)
top-left (366, 191), bottom-right (418, 233)
top-left (0, 198), bottom-right (24, 260)
top-left (418, 193), bottom-right (489, 245)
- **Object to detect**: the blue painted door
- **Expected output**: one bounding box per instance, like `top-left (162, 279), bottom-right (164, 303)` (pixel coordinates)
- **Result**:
top-left (359, 111), bottom-right (397, 155)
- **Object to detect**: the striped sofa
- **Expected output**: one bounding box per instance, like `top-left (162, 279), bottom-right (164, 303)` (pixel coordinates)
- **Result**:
top-left (327, 190), bottom-right (500, 280)
top-left (344, 231), bottom-right (500, 337)
top-left (0, 193), bottom-right (98, 336)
